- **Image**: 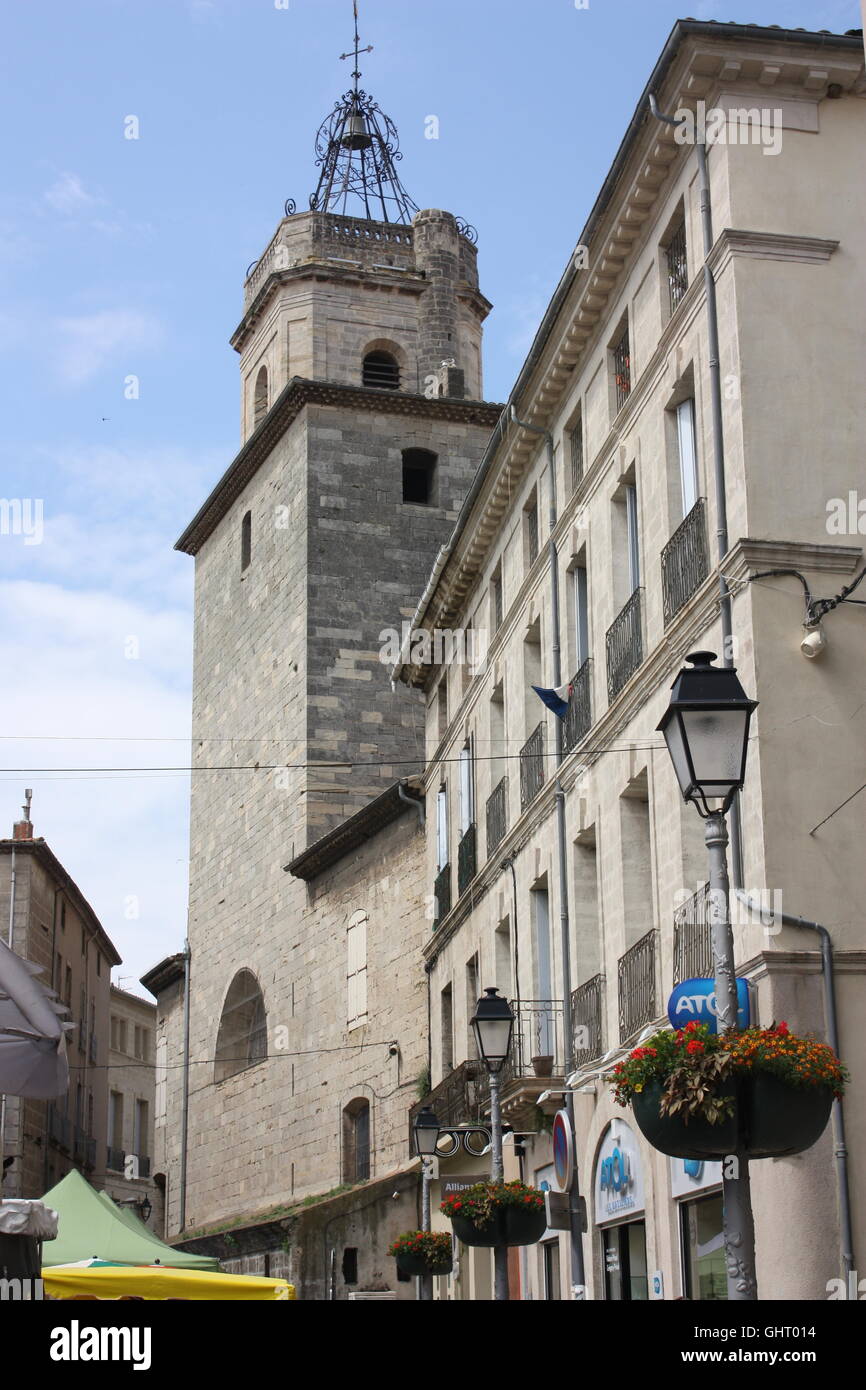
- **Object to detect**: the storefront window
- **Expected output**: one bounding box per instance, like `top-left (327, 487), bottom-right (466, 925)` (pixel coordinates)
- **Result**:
top-left (681, 1193), bottom-right (726, 1300)
top-left (542, 1240), bottom-right (561, 1300)
top-left (602, 1220), bottom-right (648, 1301)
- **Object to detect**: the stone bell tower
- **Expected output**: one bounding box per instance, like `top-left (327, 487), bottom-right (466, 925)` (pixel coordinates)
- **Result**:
top-left (166, 16), bottom-right (500, 1238)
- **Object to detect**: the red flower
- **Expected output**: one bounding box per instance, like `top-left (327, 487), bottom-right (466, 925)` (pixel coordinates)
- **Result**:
top-left (776, 1021), bottom-right (789, 1036)
top-left (684, 1021), bottom-right (700, 1033)
top-left (686, 1040), bottom-right (704, 1055)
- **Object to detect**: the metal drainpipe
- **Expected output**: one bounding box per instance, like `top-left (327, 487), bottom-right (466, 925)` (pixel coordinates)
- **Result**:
top-left (397, 779), bottom-right (425, 828)
top-left (0, 846), bottom-right (17, 1191)
top-left (734, 890), bottom-right (855, 1284)
top-left (510, 407), bottom-right (586, 1297)
top-left (648, 93), bottom-right (744, 890)
top-left (178, 937), bottom-right (191, 1232)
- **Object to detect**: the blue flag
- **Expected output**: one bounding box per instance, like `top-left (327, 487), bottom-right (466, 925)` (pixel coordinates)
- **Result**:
top-left (532, 682), bottom-right (573, 720)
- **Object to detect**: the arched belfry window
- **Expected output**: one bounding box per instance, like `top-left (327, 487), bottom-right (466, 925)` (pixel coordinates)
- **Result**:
top-left (241, 510), bottom-right (252, 572)
top-left (362, 350), bottom-right (399, 390)
top-left (214, 969), bottom-right (268, 1082)
top-left (402, 448), bottom-right (437, 505)
top-left (342, 1097), bottom-right (371, 1182)
top-left (253, 365), bottom-right (269, 429)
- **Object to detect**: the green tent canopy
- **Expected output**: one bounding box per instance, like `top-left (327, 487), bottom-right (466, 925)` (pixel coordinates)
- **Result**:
top-left (40, 1170), bottom-right (220, 1271)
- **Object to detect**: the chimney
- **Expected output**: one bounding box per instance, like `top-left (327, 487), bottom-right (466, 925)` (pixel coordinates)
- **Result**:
top-left (12, 788), bottom-right (33, 841)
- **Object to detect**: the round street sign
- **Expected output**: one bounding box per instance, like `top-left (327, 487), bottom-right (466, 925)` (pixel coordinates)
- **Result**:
top-left (553, 1109), bottom-right (574, 1191)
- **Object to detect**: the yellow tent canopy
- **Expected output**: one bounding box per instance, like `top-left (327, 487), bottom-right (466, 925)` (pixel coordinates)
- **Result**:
top-left (43, 1263), bottom-right (295, 1301)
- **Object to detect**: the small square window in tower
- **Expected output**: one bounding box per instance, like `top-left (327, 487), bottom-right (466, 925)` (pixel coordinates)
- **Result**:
top-left (402, 448), bottom-right (437, 505)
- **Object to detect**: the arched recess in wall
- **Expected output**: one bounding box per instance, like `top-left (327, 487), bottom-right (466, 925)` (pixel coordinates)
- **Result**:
top-left (253, 365), bottom-right (269, 428)
top-left (214, 969), bottom-right (268, 1083)
top-left (342, 1096), bottom-right (371, 1182)
top-left (361, 338), bottom-right (404, 390)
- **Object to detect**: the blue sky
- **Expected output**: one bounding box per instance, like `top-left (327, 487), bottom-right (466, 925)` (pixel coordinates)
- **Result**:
top-left (0, 0), bottom-right (860, 990)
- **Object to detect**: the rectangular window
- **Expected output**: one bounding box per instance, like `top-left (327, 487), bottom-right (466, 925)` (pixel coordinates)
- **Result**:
top-left (491, 565), bottom-right (503, 632)
top-left (441, 984), bottom-right (453, 1073)
top-left (347, 912), bottom-right (369, 1029)
top-left (626, 483), bottom-right (640, 593)
top-left (64, 965), bottom-right (72, 1008)
top-left (465, 954), bottom-right (479, 1058)
top-left (543, 1240), bottom-right (562, 1300)
top-left (676, 398), bottom-right (698, 517)
top-left (436, 785), bottom-right (449, 872)
top-left (526, 500), bottom-right (539, 568)
top-left (458, 741), bottom-right (474, 836)
top-left (681, 1193), bottom-right (726, 1301)
top-left (108, 1091), bottom-right (123, 1150)
top-left (574, 564), bottom-right (589, 669)
top-left (134, 1099), bottom-right (148, 1157)
top-left (612, 323), bottom-right (631, 414)
top-left (570, 408), bottom-right (584, 491)
top-left (667, 217), bottom-right (688, 314)
top-left (241, 510), bottom-right (252, 571)
top-left (437, 677), bottom-right (448, 744)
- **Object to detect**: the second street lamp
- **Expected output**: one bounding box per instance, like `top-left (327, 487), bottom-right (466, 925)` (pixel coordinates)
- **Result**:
top-left (413, 1105), bottom-right (439, 1303)
top-left (658, 649), bottom-right (759, 1300)
top-left (471, 987), bottom-right (514, 1301)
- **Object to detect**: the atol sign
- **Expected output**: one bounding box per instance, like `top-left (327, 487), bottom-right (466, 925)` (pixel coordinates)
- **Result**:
top-left (594, 1120), bottom-right (645, 1223)
top-left (667, 977), bottom-right (750, 1033)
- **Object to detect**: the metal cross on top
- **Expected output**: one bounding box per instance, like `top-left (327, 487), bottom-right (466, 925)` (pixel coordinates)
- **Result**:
top-left (339, 1), bottom-right (374, 90)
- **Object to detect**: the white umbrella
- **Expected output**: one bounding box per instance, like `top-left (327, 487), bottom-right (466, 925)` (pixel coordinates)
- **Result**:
top-left (0, 939), bottom-right (71, 1099)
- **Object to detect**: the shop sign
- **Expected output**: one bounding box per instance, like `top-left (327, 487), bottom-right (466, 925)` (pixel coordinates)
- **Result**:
top-left (667, 977), bottom-right (750, 1033)
top-left (669, 1156), bottom-right (723, 1199)
top-left (594, 1119), bottom-right (645, 1224)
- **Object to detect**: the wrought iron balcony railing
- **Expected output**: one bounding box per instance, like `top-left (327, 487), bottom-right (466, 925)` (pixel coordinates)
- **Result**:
top-left (667, 219), bottom-right (688, 314)
top-left (618, 929), bottom-right (658, 1043)
top-left (571, 419), bottom-right (584, 491)
top-left (409, 1058), bottom-right (488, 1145)
top-left (519, 722), bottom-right (546, 810)
top-left (606, 588), bottom-right (643, 702)
top-left (674, 881), bottom-right (713, 984)
top-left (571, 974), bottom-right (605, 1068)
top-left (433, 862), bottom-right (452, 925)
top-left (106, 1145), bottom-right (125, 1173)
top-left (486, 776), bottom-right (508, 858)
top-left (613, 327), bottom-right (631, 413)
top-left (662, 497), bottom-right (709, 626)
top-left (457, 823), bottom-right (477, 896)
top-left (73, 1125), bottom-right (96, 1169)
top-left (507, 999), bottom-right (565, 1079)
top-left (48, 1105), bottom-right (71, 1153)
top-left (563, 658), bottom-right (592, 754)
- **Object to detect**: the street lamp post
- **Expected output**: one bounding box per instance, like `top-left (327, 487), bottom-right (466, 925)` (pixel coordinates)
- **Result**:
top-left (413, 1105), bottom-right (440, 1303)
top-left (471, 987), bottom-right (515, 1301)
top-left (658, 650), bottom-right (758, 1300)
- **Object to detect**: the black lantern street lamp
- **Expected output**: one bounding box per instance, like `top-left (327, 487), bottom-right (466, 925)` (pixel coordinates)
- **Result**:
top-left (656, 651), bottom-right (757, 817)
top-left (471, 988), bottom-right (515, 1300)
top-left (659, 650), bottom-right (758, 1302)
top-left (413, 1106), bottom-right (440, 1158)
top-left (471, 987), bottom-right (515, 1075)
top-left (413, 1105), bottom-right (439, 1302)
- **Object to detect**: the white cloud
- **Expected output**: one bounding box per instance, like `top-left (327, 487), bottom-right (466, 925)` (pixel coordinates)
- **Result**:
top-left (54, 309), bottom-right (164, 385)
top-left (44, 173), bottom-right (101, 217)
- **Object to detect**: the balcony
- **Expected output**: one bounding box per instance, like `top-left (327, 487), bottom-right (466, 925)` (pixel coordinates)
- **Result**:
top-left (519, 722), bottom-right (546, 810)
top-left (486, 777), bottom-right (508, 858)
top-left (674, 882), bottom-right (713, 984)
top-left (571, 973), bottom-right (605, 1068)
top-left (47, 1105), bottom-right (71, 1153)
top-left (618, 929), bottom-right (658, 1043)
top-left (498, 999), bottom-right (566, 1128)
top-left (433, 862), bottom-right (452, 925)
top-left (661, 498), bottom-right (709, 626)
top-left (666, 219), bottom-right (688, 314)
top-left (606, 588), bottom-right (643, 702)
top-left (106, 1145), bottom-right (125, 1173)
top-left (409, 1058), bottom-right (488, 1145)
top-left (72, 1125), bottom-right (96, 1170)
top-left (563, 658), bottom-right (592, 754)
top-left (457, 824), bottom-right (477, 896)
top-left (613, 327), bottom-right (631, 413)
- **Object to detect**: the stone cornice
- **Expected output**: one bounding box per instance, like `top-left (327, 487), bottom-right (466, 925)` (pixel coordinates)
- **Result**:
top-left (725, 537), bottom-right (863, 579)
top-left (175, 379), bottom-right (503, 556)
top-left (708, 229), bottom-right (839, 276)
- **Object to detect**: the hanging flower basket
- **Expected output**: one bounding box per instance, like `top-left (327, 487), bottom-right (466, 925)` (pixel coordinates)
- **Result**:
top-left (388, 1230), bottom-right (452, 1277)
top-left (742, 1072), bottom-right (834, 1159)
top-left (609, 1021), bottom-right (846, 1162)
top-left (441, 1182), bottom-right (546, 1248)
top-left (632, 1078), bottom-right (740, 1160)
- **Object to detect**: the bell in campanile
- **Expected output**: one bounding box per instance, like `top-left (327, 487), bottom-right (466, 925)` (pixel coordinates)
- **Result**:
top-left (340, 111), bottom-right (373, 150)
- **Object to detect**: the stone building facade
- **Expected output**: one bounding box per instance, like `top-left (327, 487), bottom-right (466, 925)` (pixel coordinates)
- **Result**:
top-left (101, 985), bottom-right (161, 1232)
top-left (396, 21), bottom-right (866, 1301)
top-left (0, 797), bottom-right (121, 1200)
top-left (148, 67), bottom-right (499, 1295)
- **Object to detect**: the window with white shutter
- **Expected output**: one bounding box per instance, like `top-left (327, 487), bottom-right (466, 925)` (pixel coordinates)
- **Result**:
top-left (347, 910), bottom-right (368, 1029)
